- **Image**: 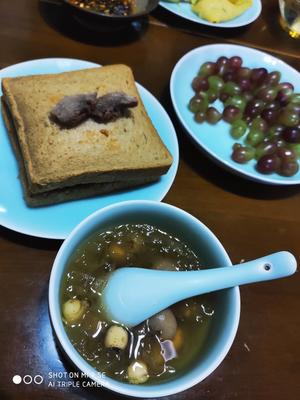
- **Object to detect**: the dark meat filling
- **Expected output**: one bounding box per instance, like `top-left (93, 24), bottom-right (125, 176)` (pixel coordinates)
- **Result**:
top-left (50, 92), bottom-right (138, 129)
top-left (91, 92), bottom-right (138, 123)
top-left (50, 93), bottom-right (97, 128)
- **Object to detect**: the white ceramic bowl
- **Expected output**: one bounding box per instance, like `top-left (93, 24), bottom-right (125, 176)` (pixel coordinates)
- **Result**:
top-left (49, 200), bottom-right (240, 397)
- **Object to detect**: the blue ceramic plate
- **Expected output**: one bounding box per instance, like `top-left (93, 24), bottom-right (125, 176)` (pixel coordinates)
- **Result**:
top-left (170, 44), bottom-right (300, 185)
top-left (0, 58), bottom-right (179, 239)
top-left (159, 0), bottom-right (262, 28)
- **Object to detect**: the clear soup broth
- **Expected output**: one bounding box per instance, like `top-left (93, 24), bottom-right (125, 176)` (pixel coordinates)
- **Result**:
top-left (61, 224), bottom-right (216, 384)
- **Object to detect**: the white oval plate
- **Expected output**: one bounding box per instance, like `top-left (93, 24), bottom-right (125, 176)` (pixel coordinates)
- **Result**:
top-left (159, 0), bottom-right (262, 28)
top-left (0, 58), bottom-right (179, 239)
top-left (170, 44), bottom-right (300, 185)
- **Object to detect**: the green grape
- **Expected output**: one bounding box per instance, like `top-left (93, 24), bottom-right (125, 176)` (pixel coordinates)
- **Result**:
top-left (222, 82), bottom-right (241, 96)
top-left (189, 95), bottom-right (208, 113)
top-left (208, 75), bottom-right (225, 92)
top-left (255, 142), bottom-right (276, 160)
top-left (246, 129), bottom-right (264, 147)
top-left (224, 95), bottom-right (246, 112)
top-left (198, 62), bottom-right (217, 77)
top-left (250, 117), bottom-right (268, 133)
top-left (206, 89), bottom-right (219, 103)
top-left (256, 86), bottom-right (278, 103)
top-left (206, 107), bottom-right (222, 124)
top-left (290, 93), bottom-right (300, 104)
top-left (286, 102), bottom-right (300, 114)
top-left (232, 145), bottom-right (255, 163)
top-left (267, 125), bottom-right (284, 139)
top-left (278, 110), bottom-right (300, 127)
top-left (288, 143), bottom-right (300, 158)
top-left (230, 119), bottom-right (248, 139)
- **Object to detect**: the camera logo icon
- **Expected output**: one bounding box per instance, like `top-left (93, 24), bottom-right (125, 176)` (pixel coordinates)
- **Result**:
top-left (12, 375), bottom-right (43, 385)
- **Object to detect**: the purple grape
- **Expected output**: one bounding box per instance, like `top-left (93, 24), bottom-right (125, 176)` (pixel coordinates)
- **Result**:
top-left (256, 154), bottom-right (281, 174)
top-left (192, 76), bottom-right (209, 92)
top-left (216, 56), bottom-right (229, 75)
top-left (279, 161), bottom-right (299, 176)
top-left (229, 56), bottom-right (243, 69)
top-left (277, 147), bottom-right (297, 161)
top-left (223, 106), bottom-right (241, 123)
top-left (223, 71), bottom-right (235, 82)
top-left (276, 83), bottom-right (294, 106)
top-left (264, 71), bottom-right (281, 86)
top-left (237, 77), bottom-right (251, 92)
top-left (194, 111), bottom-right (206, 123)
top-left (277, 90), bottom-right (292, 106)
top-left (282, 127), bottom-right (300, 143)
top-left (250, 68), bottom-right (268, 86)
top-left (219, 93), bottom-right (230, 102)
top-left (261, 108), bottom-right (279, 125)
top-left (236, 67), bottom-right (251, 80)
top-left (244, 99), bottom-right (265, 119)
top-left (277, 82), bottom-right (294, 93)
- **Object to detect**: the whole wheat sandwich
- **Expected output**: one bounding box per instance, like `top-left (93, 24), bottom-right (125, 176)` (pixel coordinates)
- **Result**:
top-left (1, 64), bottom-right (173, 206)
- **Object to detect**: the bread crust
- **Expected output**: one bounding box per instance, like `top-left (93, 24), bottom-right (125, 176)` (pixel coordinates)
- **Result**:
top-left (2, 65), bottom-right (173, 194)
top-left (1, 98), bottom-right (159, 207)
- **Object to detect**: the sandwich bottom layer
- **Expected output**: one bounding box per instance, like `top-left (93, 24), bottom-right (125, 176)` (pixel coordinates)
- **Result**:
top-left (1, 99), bottom-right (159, 207)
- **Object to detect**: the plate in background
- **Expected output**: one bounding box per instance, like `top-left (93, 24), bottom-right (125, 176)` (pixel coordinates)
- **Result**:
top-left (170, 43), bottom-right (300, 185)
top-left (159, 0), bottom-right (262, 28)
top-left (0, 58), bottom-right (179, 239)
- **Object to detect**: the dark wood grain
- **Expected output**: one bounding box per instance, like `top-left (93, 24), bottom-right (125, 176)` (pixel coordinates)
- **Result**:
top-left (0, 1), bottom-right (299, 399)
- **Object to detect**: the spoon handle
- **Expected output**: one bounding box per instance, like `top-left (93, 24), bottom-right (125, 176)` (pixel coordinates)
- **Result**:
top-left (172, 251), bottom-right (297, 300)
top-left (103, 251), bottom-right (297, 326)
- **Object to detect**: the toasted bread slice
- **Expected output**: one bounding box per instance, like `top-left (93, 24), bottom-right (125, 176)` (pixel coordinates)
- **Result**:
top-left (1, 98), bottom-right (158, 207)
top-left (2, 65), bottom-right (173, 194)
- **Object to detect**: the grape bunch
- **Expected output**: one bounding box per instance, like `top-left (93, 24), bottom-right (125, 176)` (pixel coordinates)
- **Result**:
top-left (189, 56), bottom-right (300, 177)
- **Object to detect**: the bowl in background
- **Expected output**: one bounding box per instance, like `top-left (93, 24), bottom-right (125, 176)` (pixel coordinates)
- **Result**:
top-left (49, 200), bottom-right (240, 397)
top-left (63, 0), bottom-right (159, 31)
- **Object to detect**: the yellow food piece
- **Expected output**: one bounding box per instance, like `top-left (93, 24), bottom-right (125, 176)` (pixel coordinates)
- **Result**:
top-left (173, 328), bottom-right (184, 352)
top-left (192, 0), bottom-right (253, 23)
top-left (104, 325), bottom-right (129, 350)
top-left (62, 299), bottom-right (88, 324)
top-left (127, 361), bottom-right (149, 384)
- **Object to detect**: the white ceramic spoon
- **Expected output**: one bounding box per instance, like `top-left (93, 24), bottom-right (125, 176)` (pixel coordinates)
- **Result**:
top-left (102, 251), bottom-right (297, 327)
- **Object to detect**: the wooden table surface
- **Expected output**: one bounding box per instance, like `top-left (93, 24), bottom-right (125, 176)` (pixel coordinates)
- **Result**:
top-left (0, 1), bottom-right (299, 399)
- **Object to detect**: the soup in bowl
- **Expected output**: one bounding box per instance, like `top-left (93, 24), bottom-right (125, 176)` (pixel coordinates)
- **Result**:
top-left (49, 200), bottom-right (240, 397)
